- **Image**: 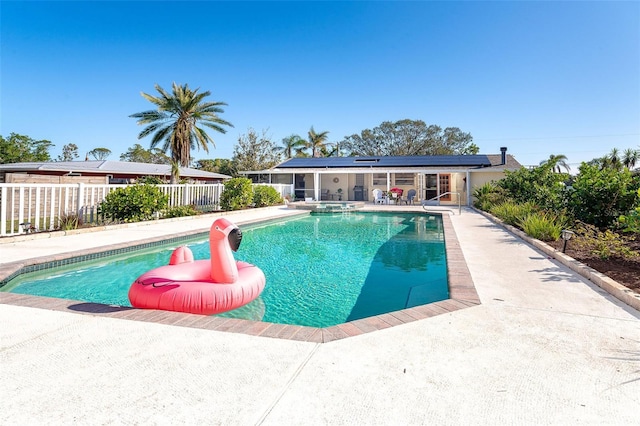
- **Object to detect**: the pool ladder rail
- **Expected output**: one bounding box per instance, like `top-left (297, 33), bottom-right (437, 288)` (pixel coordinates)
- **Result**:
top-left (422, 192), bottom-right (461, 215)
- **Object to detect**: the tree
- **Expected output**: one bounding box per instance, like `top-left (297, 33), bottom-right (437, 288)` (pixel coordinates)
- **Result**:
top-left (87, 148), bottom-right (112, 160)
top-left (459, 142), bottom-right (480, 155)
top-left (0, 133), bottom-right (53, 163)
top-left (57, 143), bottom-right (79, 161)
top-left (307, 127), bottom-right (329, 157)
top-left (195, 158), bottom-right (237, 176)
top-left (275, 134), bottom-right (308, 159)
top-left (319, 142), bottom-right (341, 157)
top-left (232, 128), bottom-right (280, 172)
top-left (540, 154), bottom-right (571, 173)
top-left (339, 119), bottom-right (474, 156)
top-left (129, 82), bottom-right (233, 182)
top-left (622, 148), bottom-right (639, 170)
top-left (120, 143), bottom-right (171, 164)
top-left (602, 148), bottom-right (623, 171)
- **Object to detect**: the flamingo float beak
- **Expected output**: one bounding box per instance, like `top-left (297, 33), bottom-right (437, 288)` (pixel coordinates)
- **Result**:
top-left (213, 218), bottom-right (243, 252)
top-left (228, 228), bottom-right (242, 252)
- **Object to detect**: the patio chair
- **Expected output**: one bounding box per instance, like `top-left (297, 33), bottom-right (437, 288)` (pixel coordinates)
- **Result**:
top-left (406, 189), bottom-right (417, 205)
top-left (372, 189), bottom-right (385, 204)
top-left (321, 189), bottom-right (330, 200)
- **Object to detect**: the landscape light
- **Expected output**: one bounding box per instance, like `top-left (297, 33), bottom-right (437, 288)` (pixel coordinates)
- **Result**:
top-left (561, 229), bottom-right (574, 253)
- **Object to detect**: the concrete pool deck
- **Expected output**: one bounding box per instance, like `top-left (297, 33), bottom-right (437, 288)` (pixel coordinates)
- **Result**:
top-left (1, 205), bottom-right (639, 424)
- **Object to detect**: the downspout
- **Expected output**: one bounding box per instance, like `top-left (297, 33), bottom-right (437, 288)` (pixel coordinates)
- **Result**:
top-left (466, 170), bottom-right (471, 206)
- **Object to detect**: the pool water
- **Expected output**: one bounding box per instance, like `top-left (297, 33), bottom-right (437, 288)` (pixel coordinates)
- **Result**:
top-left (4, 212), bottom-right (448, 327)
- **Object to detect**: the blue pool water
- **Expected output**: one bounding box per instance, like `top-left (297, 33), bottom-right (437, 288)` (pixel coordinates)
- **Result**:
top-left (4, 212), bottom-right (449, 327)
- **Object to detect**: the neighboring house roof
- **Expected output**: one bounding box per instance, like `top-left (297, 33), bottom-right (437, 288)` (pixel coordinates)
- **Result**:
top-left (0, 160), bottom-right (230, 179)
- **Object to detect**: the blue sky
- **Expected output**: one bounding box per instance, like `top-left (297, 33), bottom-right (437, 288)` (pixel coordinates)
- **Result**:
top-left (1, 1), bottom-right (639, 168)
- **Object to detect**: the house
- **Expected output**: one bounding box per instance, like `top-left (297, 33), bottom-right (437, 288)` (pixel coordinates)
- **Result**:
top-left (241, 148), bottom-right (521, 206)
top-left (0, 160), bottom-right (230, 184)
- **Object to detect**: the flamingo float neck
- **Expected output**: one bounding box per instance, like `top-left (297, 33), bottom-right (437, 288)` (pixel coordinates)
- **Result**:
top-left (209, 218), bottom-right (242, 283)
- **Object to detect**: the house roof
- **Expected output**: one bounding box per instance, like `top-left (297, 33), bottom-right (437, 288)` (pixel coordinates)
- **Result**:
top-left (240, 153), bottom-right (522, 175)
top-left (0, 160), bottom-right (230, 179)
top-left (276, 155), bottom-right (494, 169)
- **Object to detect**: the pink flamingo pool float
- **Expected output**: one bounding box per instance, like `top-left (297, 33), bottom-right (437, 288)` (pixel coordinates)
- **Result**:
top-left (128, 218), bottom-right (266, 315)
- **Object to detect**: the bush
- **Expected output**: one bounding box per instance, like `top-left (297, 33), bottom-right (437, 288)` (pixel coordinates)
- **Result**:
top-left (162, 205), bottom-right (200, 218)
top-left (490, 201), bottom-right (537, 226)
top-left (518, 212), bottom-right (565, 242)
top-left (253, 185), bottom-right (283, 207)
top-left (57, 212), bottom-right (82, 231)
top-left (497, 165), bottom-right (568, 211)
top-left (572, 221), bottom-right (639, 260)
top-left (137, 175), bottom-right (165, 185)
top-left (220, 177), bottom-right (253, 211)
top-left (100, 184), bottom-right (168, 223)
top-left (567, 163), bottom-right (639, 229)
top-left (472, 182), bottom-right (508, 211)
top-left (618, 189), bottom-right (640, 234)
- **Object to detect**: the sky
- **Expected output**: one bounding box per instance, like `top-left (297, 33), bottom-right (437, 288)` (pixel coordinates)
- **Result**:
top-left (1, 1), bottom-right (639, 169)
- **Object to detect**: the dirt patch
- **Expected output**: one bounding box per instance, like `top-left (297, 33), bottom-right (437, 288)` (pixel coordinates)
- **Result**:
top-left (548, 234), bottom-right (640, 294)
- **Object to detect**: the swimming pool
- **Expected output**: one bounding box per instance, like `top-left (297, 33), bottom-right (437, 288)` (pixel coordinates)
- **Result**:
top-left (3, 212), bottom-right (448, 328)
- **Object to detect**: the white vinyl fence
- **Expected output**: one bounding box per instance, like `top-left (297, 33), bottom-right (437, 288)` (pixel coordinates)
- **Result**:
top-left (0, 183), bottom-right (293, 236)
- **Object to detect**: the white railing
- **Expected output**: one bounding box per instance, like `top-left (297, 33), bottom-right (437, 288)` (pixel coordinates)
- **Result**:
top-left (422, 191), bottom-right (462, 215)
top-left (0, 183), bottom-right (294, 236)
top-left (254, 183), bottom-right (294, 199)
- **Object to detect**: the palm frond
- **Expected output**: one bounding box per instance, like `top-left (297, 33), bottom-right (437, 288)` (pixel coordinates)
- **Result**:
top-left (130, 82), bottom-right (232, 165)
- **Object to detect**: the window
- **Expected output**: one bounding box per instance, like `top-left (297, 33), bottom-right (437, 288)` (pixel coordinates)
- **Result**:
top-left (372, 173), bottom-right (387, 186)
top-left (272, 174), bottom-right (293, 184)
top-left (394, 173), bottom-right (414, 186)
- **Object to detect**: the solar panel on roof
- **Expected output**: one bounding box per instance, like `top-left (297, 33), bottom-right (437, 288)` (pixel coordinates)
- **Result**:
top-left (277, 155), bottom-right (491, 168)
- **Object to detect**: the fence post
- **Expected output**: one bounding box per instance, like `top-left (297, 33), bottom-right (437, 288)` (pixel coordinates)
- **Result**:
top-left (0, 186), bottom-right (6, 236)
top-left (77, 183), bottom-right (85, 218)
top-left (183, 184), bottom-right (190, 207)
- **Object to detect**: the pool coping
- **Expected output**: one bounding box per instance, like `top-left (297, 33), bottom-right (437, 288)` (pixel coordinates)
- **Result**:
top-left (0, 210), bottom-right (480, 343)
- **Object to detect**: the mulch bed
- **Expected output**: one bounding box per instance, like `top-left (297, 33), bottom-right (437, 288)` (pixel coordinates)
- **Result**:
top-left (548, 235), bottom-right (640, 294)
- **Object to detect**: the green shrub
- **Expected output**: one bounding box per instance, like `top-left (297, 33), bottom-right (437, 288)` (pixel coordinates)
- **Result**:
top-left (619, 207), bottom-right (640, 234)
top-left (618, 189), bottom-right (640, 234)
top-left (518, 212), bottom-right (565, 241)
top-left (567, 163), bottom-right (639, 229)
top-left (253, 185), bottom-right (283, 207)
top-left (573, 221), bottom-right (639, 260)
top-left (497, 165), bottom-right (568, 212)
top-left (100, 184), bottom-right (168, 223)
top-left (490, 201), bottom-right (537, 226)
top-left (220, 177), bottom-right (253, 211)
top-left (57, 212), bottom-right (81, 231)
top-left (163, 205), bottom-right (200, 218)
top-left (137, 175), bottom-right (165, 185)
top-left (472, 182), bottom-right (507, 211)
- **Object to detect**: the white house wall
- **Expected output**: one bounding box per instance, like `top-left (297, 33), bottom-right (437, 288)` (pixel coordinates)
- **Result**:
top-left (248, 168), bottom-right (514, 205)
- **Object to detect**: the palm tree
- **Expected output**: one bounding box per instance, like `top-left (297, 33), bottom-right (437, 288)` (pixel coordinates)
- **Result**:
top-left (307, 126), bottom-right (330, 157)
top-left (129, 83), bottom-right (233, 182)
top-left (603, 148), bottom-right (622, 171)
top-left (319, 142), bottom-right (341, 157)
top-left (276, 134), bottom-right (308, 159)
top-left (540, 154), bottom-right (570, 173)
top-left (622, 148), bottom-right (639, 170)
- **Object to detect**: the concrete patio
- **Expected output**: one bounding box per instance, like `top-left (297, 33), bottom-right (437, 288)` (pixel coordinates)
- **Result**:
top-left (1, 205), bottom-right (638, 425)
